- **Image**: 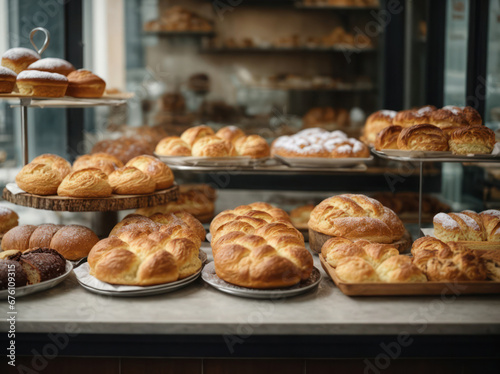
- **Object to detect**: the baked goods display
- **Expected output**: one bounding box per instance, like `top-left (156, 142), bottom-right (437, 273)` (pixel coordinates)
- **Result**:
top-left (144, 6), bottom-right (213, 32)
top-left (1, 47), bottom-right (40, 74)
top-left (16, 70), bottom-right (68, 97)
top-left (14, 153), bottom-right (173, 197)
top-left (0, 248), bottom-right (66, 290)
top-left (302, 107), bottom-right (351, 130)
top-left (26, 57), bottom-right (75, 76)
top-left (308, 194), bottom-right (408, 253)
top-left (0, 207), bottom-right (18, 234)
top-left (271, 128), bottom-right (369, 158)
top-left (433, 210), bottom-right (500, 246)
top-left (66, 69), bottom-right (106, 98)
top-left (91, 137), bottom-right (155, 164)
top-left (135, 184), bottom-right (216, 223)
top-left (0, 66), bottom-right (17, 93)
top-left (156, 125), bottom-right (270, 159)
top-left (88, 212), bottom-right (205, 286)
top-left (209, 202), bottom-right (314, 289)
top-left (1, 224), bottom-right (99, 260)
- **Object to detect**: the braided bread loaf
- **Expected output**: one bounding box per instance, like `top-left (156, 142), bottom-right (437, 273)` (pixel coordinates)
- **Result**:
top-left (210, 202), bottom-right (313, 289)
top-left (88, 212), bottom-right (204, 286)
top-left (1, 224), bottom-right (99, 260)
top-left (433, 210), bottom-right (500, 242)
top-left (309, 194), bottom-right (406, 244)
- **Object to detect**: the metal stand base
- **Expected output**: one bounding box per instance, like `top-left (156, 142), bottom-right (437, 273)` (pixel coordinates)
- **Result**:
top-left (91, 211), bottom-right (119, 238)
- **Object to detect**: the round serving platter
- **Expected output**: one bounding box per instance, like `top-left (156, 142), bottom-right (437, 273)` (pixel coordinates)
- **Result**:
top-left (74, 251), bottom-right (207, 297)
top-left (201, 262), bottom-right (322, 299)
top-left (0, 261), bottom-right (73, 299)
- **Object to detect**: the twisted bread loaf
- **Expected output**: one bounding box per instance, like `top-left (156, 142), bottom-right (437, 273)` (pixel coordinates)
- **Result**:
top-left (309, 194), bottom-right (406, 243)
top-left (88, 212), bottom-right (204, 285)
top-left (433, 210), bottom-right (500, 242)
top-left (1, 224), bottom-right (99, 260)
top-left (210, 202), bottom-right (313, 289)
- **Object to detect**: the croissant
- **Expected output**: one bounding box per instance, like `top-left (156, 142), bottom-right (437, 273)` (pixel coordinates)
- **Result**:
top-left (57, 168), bottom-right (112, 198)
top-left (108, 166), bottom-right (156, 195)
top-left (233, 135), bottom-right (270, 158)
top-left (125, 155), bottom-right (174, 190)
top-left (155, 136), bottom-right (192, 156)
top-left (191, 136), bottom-right (235, 157)
top-left (31, 154), bottom-right (71, 179)
top-left (180, 125), bottom-right (215, 147)
top-left (361, 110), bottom-right (397, 145)
top-left (449, 126), bottom-right (495, 155)
top-left (397, 124), bottom-right (449, 151)
top-left (374, 125), bottom-right (402, 150)
top-left (16, 163), bottom-right (62, 195)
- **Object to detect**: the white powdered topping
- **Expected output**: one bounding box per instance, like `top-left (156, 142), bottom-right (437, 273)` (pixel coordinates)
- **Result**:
top-left (455, 213), bottom-right (480, 230)
top-left (335, 144), bottom-right (352, 154)
top-left (481, 209), bottom-right (500, 218)
top-left (434, 213), bottom-right (460, 229)
top-left (415, 107), bottom-right (433, 116)
top-left (0, 66), bottom-right (17, 77)
top-left (2, 47), bottom-right (40, 60)
top-left (329, 130), bottom-right (348, 139)
top-left (17, 70), bottom-right (68, 82)
top-left (27, 58), bottom-right (73, 70)
top-left (379, 110), bottom-right (397, 118)
top-left (351, 140), bottom-right (364, 153)
top-left (443, 105), bottom-right (462, 115)
top-left (296, 128), bottom-right (328, 137)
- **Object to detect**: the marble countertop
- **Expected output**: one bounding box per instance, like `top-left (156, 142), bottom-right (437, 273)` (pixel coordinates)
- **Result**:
top-left (1, 244), bottom-right (500, 336)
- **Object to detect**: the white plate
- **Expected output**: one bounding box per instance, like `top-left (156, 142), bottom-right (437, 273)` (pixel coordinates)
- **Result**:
top-left (0, 261), bottom-right (73, 299)
top-left (155, 154), bottom-right (269, 167)
top-left (201, 262), bottom-right (322, 299)
top-left (274, 155), bottom-right (373, 168)
top-left (74, 251), bottom-right (207, 297)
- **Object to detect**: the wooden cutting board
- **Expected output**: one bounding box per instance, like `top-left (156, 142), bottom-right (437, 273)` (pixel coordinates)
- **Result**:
top-left (309, 228), bottom-right (412, 254)
top-left (320, 255), bottom-right (500, 296)
top-left (2, 185), bottom-right (179, 212)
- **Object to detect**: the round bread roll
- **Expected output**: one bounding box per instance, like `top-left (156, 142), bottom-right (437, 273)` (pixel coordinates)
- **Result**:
top-left (50, 225), bottom-right (99, 260)
top-left (397, 124), bottom-right (449, 151)
top-left (374, 125), bottom-right (403, 150)
top-left (28, 224), bottom-right (64, 248)
top-left (335, 257), bottom-right (380, 283)
top-left (393, 105), bottom-right (436, 127)
top-left (66, 69), bottom-right (106, 98)
top-left (180, 125), bottom-right (215, 147)
top-left (461, 106), bottom-right (482, 126)
top-left (32, 153), bottom-right (72, 179)
top-left (377, 255), bottom-right (427, 283)
top-left (1, 225), bottom-right (38, 251)
top-left (411, 236), bottom-right (451, 257)
top-left (191, 136), bottom-right (234, 157)
top-left (428, 108), bottom-right (469, 137)
top-left (1, 47), bottom-right (40, 74)
top-left (449, 125), bottom-right (495, 155)
top-left (0, 66), bottom-right (17, 93)
top-left (57, 168), bottom-right (112, 198)
top-left (362, 110), bottom-right (397, 145)
top-left (215, 126), bottom-right (245, 144)
top-left (0, 207), bottom-right (18, 234)
top-left (109, 166), bottom-right (156, 195)
top-left (16, 70), bottom-right (68, 97)
top-left (234, 135), bottom-right (270, 158)
top-left (125, 155), bottom-right (174, 190)
top-left (155, 136), bottom-right (192, 156)
top-left (73, 155), bottom-right (116, 175)
top-left (16, 163), bottom-right (63, 195)
top-left (26, 58), bottom-right (75, 76)
top-left (309, 194), bottom-right (406, 244)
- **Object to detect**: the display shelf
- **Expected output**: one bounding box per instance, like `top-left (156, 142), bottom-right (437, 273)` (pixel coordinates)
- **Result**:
top-left (2, 185), bottom-right (179, 212)
top-left (200, 46), bottom-right (376, 54)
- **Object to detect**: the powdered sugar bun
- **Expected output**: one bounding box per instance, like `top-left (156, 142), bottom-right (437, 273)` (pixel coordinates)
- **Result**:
top-left (0, 66), bottom-right (17, 93)
top-left (16, 70), bottom-right (68, 97)
top-left (27, 57), bottom-right (75, 76)
top-left (1, 47), bottom-right (40, 74)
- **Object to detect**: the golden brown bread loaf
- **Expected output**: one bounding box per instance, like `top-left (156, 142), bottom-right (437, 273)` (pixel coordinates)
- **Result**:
top-left (234, 135), bottom-right (270, 158)
top-left (449, 126), bottom-right (495, 155)
top-left (2, 224), bottom-right (98, 260)
top-left (376, 255), bottom-right (427, 283)
top-left (108, 167), bottom-right (156, 195)
top-left (309, 194), bottom-right (406, 244)
top-left (397, 124), bottom-right (449, 151)
top-left (73, 153), bottom-right (124, 175)
top-left (16, 70), bottom-right (68, 97)
top-left (393, 105), bottom-right (436, 127)
top-left (321, 237), bottom-right (370, 267)
top-left (215, 126), bottom-right (245, 144)
top-left (26, 58), bottom-right (75, 76)
top-left (0, 66), bottom-right (17, 93)
top-left (88, 213), bottom-right (203, 285)
top-left (0, 207), bottom-right (18, 234)
top-left (16, 163), bottom-right (63, 195)
top-left (362, 110), bottom-right (397, 145)
top-left (125, 155), bottom-right (174, 190)
top-left (180, 125), bottom-right (215, 147)
top-left (335, 257), bottom-right (380, 283)
top-left (210, 202), bottom-right (313, 289)
top-left (1, 47), bottom-right (40, 74)
top-left (57, 168), bottom-right (112, 198)
top-left (374, 125), bottom-right (402, 150)
top-left (428, 107), bottom-right (469, 136)
top-left (31, 154), bottom-right (72, 179)
top-left (155, 136), bottom-right (192, 156)
top-left (66, 69), bottom-right (106, 98)
top-left (433, 210), bottom-right (500, 242)
top-left (426, 250), bottom-right (487, 281)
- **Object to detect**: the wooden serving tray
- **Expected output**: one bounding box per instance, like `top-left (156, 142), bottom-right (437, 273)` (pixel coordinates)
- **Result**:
top-left (2, 185), bottom-right (179, 212)
top-left (309, 228), bottom-right (412, 254)
top-left (319, 255), bottom-right (500, 296)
